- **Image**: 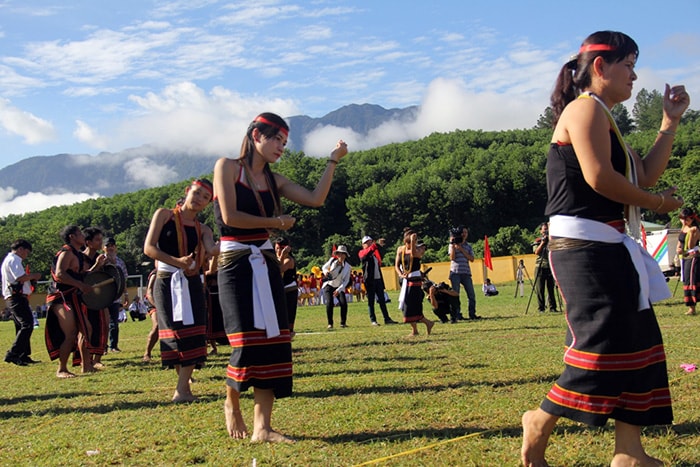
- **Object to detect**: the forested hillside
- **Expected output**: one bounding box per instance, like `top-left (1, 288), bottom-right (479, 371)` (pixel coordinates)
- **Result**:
top-left (1, 114), bottom-right (699, 282)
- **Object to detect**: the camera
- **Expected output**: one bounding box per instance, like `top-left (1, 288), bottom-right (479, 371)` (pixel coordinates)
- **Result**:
top-left (449, 227), bottom-right (463, 244)
top-left (421, 279), bottom-right (450, 293)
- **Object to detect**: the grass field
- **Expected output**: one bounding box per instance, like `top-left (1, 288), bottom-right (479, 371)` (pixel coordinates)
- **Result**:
top-left (1, 280), bottom-right (699, 466)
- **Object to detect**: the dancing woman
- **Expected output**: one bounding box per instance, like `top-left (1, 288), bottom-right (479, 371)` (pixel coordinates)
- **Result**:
top-left (213, 112), bottom-right (347, 442)
top-left (143, 179), bottom-right (218, 402)
top-left (677, 207), bottom-right (700, 315)
top-left (394, 229), bottom-right (433, 336)
top-left (520, 31), bottom-right (689, 467)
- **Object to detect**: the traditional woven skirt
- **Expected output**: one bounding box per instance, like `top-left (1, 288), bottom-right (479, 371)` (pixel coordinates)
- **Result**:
top-left (45, 289), bottom-right (96, 362)
top-left (154, 273), bottom-right (207, 368)
top-left (402, 279), bottom-right (425, 323)
top-left (541, 241), bottom-right (672, 427)
top-left (218, 251), bottom-right (292, 398)
top-left (85, 307), bottom-right (108, 355)
top-left (682, 256), bottom-right (700, 307)
top-left (205, 278), bottom-right (228, 345)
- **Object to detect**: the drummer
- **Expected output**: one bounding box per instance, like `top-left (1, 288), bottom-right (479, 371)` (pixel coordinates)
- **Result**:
top-left (80, 226), bottom-right (110, 370)
top-left (45, 225), bottom-right (104, 378)
top-left (144, 179), bottom-right (218, 402)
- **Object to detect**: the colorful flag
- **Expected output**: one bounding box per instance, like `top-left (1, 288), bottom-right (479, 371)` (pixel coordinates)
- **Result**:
top-left (484, 236), bottom-right (493, 271)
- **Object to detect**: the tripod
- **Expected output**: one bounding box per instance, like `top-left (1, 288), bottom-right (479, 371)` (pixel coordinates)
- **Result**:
top-left (526, 263), bottom-right (563, 314)
top-left (514, 260), bottom-right (531, 298)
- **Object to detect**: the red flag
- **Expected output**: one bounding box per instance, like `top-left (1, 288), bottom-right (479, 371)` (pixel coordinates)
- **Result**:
top-left (640, 223), bottom-right (647, 249)
top-left (484, 236), bottom-right (493, 271)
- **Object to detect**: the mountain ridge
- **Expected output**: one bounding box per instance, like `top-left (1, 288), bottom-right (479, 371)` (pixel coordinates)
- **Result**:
top-left (0, 103), bottom-right (418, 199)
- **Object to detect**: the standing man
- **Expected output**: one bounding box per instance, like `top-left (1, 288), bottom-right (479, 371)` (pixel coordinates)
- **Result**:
top-left (45, 225), bottom-right (97, 377)
top-left (104, 237), bottom-right (129, 352)
top-left (533, 222), bottom-right (558, 313)
top-left (321, 245), bottom-right (352, 329)
top-left (449, 225), bottom-right (480, 320)
top-left (358, 236), bottom-right (397, 326)
top-left (2, 239), bottom-right (42, 366)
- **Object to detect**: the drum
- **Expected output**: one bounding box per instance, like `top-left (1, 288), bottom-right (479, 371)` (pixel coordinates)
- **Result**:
top-left (82, 271), bottom-right (119, 309)
top-left (104, 264), bottom-right (126, 297)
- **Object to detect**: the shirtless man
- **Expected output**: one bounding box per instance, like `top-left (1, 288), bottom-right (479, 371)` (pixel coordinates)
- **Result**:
top-left (45, 225), bottom-right (101, 378)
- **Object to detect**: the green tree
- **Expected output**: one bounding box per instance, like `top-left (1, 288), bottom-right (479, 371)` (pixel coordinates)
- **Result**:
top-left (632, 88), bottom-right (663, 131)
top-left (534, 107), bottom-right (554, 130)
top-left (612, 104), bottom-right (635, 134)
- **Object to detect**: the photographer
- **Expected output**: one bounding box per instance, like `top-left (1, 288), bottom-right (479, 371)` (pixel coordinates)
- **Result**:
top-left (448, 225), bottom-right (480, 320)
top-left (533, 222), bottom-right (558, 313)
top-left (423, 280), bottom-right (459, 324)
top-left (321, 245), bottom-right (352, 329)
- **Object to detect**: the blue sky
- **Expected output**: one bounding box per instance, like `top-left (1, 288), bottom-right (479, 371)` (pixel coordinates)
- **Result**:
top-left (0, 0), bottom-right (698, 213)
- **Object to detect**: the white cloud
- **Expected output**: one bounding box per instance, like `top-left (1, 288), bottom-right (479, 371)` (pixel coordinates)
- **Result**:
top-left (73, 120), bottom-right (108, 149)
top-left (75, 82), bottom-right (300, 155)
top-left (124, 156), bottom-right (179, 187)
top-left (0, 188), bottom-right (100, 217)
top-left (0, 98), bottom-right (56, 144)
top-left (301, 76), bottom-right (546, 156)
top-left (297, 25), bottom-right (332, 41)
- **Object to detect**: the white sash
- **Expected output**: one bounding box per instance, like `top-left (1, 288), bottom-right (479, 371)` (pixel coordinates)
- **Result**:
top-left (549, 215), bottom-right (670, 310)
top-left (158, 263), bottom-right (194, 325)
top-left (220, 240), bottom-right (280, 338)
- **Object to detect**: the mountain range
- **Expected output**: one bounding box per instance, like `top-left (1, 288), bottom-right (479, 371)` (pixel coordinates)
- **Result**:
top-left (0, 104), bottom-right (417, 199)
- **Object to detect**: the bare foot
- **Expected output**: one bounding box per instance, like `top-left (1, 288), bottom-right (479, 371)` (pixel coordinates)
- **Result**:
top-left (172, 390), bottom-right (197, 403)
top-left (685, 308), bottom-right (696, 316)
top-left (408, 331), bottom-right (419, 336)
top-left (93, 362), bottom-right (105, 370)
top-left (426, 320), bottom-right (434, 335)
top-left (611, 453), bottom-right (664, 467)
top-left (142, 355), bottom-right (151, 363)
top-left (224, 401), bottom-right (248, 439)
top-left (521, 410), bottom-right (551, 467)
top-left (251, 429), bottom-right (295, 444)
top-left (56, 370), bottom-right (76, 379)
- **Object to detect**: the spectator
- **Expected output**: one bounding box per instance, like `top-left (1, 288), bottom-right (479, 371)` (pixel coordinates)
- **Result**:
top-left (533, 222), bottom-right (558, 312)
top-left (482, 278), bottom-right (499, 296)
top-left (104, 237), bottom-right (129, 352)
top-left (2, 239), bottom-right (42, 366)
top-left (358, 235), bottom-right (397, 326)
top-left (321, 245), bottom-right (352, 329)
top-left (128, 296), bottom-right (148, 321)
top-left (449, 226), bottom-right (480, 320)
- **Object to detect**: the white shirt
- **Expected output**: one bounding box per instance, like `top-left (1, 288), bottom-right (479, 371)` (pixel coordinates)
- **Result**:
top-left (322, 257), bottom-right (351, 291)
top-left (2, 251), bottom-right (31, 299)
top-left (129, 301), bottom-right (147, 315)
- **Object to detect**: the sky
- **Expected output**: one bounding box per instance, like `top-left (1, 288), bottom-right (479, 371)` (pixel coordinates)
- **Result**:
top-left (0, 0), bottom-right (699, 214)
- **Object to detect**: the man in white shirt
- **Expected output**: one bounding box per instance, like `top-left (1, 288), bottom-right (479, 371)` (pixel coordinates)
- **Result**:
top-left (321, 245), bottom-right (352, 329)
top-left (2, 239), bottom-right (42, 366)
top-left (128, 296), bottom-right (147, 321)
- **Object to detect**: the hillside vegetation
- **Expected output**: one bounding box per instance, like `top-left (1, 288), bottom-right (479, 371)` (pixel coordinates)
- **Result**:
top-left (1, 104), bottom-right (699, 282)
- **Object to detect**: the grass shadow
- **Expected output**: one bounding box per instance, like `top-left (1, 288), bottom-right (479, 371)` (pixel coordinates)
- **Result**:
top-left (0, 391), bottom-right (94, 406)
